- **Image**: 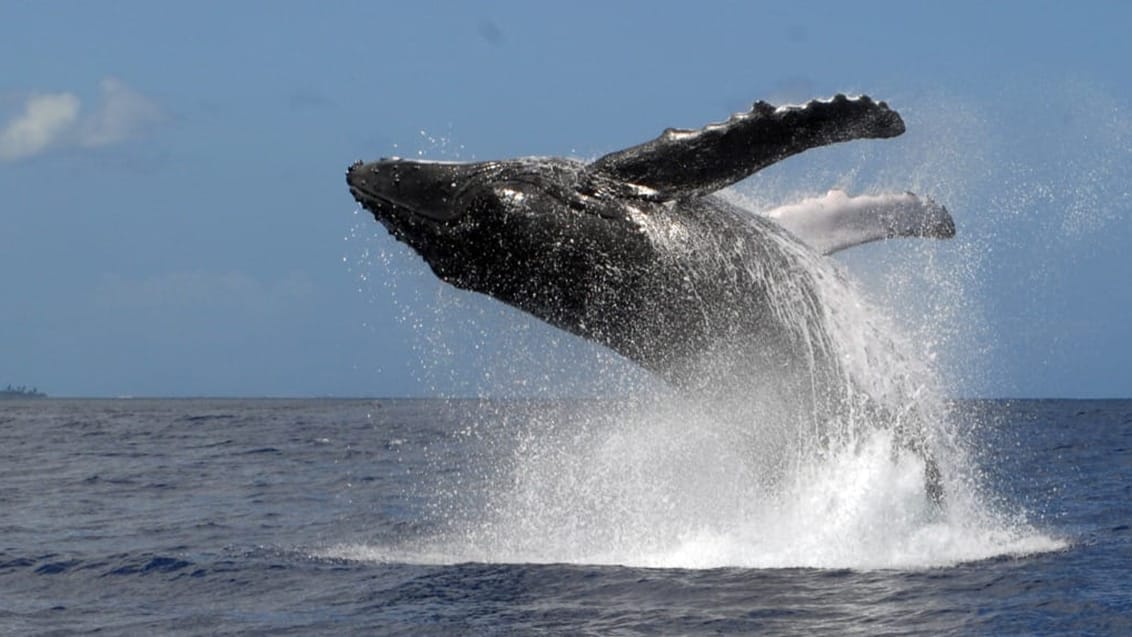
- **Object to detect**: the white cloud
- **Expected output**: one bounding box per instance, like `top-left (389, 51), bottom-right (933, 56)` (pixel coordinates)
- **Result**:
top-left (0, 77), bottom-right (163, 162)
top-left (78, 77), bottom-right (164, 148)
top-left (0, 92), bottom-right (80, 161)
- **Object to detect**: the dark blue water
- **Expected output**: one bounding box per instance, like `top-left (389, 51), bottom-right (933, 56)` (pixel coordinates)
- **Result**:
top-left (1, 398), bottom-right (1129, 635)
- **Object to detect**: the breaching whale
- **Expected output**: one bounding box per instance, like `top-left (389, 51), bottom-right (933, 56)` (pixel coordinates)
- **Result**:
top-left (346, 94), bottom-right (953, 502)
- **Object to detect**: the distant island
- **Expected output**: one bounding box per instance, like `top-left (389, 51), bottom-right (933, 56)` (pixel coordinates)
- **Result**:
top-left (1, 385), bottom-right (46, 399)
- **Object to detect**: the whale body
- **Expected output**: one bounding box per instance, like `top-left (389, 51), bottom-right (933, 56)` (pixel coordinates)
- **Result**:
top-left (346, 95), bottom-right (953, 501)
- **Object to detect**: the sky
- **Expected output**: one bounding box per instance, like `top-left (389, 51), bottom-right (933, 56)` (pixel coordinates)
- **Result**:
top-left (1, 1), bottom-right (1130, 398)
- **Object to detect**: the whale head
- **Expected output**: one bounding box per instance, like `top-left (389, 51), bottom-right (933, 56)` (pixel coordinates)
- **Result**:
top-left (347, 157), bottom-right (655, 336)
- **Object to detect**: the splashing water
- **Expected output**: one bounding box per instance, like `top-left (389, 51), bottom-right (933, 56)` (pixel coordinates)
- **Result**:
top-left (336, 102), bottom-right (1077, 568)
top-left (371, 243), bottom-right (1059, 569)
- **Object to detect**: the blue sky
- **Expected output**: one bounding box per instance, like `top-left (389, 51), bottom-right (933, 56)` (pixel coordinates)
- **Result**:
top-left (2, 1), bottom-right (1130, 398)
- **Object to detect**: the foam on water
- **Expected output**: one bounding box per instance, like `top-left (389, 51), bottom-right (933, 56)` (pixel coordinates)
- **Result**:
top-left (321, 396), bottom-right (1063, 569)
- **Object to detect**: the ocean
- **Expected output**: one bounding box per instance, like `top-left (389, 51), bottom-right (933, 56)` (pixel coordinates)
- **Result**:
top-left (1, 397), bottom-right (1128, 635)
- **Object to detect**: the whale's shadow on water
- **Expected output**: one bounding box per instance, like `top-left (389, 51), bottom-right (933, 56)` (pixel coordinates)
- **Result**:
top-left (343, 94), bottom-right (1060, 568)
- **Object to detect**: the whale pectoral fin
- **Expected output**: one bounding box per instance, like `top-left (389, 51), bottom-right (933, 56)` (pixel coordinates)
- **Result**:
top-left (588, 95), bottom-right (905, 200)
top-left (765, 190), bottom-right (955, 255)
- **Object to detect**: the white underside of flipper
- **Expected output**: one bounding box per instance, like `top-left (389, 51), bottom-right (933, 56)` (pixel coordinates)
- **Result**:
top-left (764, 190), bottom-right (955, 255)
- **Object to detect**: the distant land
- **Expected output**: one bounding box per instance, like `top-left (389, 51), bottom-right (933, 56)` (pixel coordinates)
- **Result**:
top-left (1, 385), bottom-right (46, 399)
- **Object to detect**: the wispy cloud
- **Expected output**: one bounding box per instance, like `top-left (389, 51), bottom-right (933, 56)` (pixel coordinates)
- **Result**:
top-left (78, 78), bottom-right (164, 148)
top-left (0, 77), bottom-right (163, 162)
top-left (0, 93), bottom-right (80, 161)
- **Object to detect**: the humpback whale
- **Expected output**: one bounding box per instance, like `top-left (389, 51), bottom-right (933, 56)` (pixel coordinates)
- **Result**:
top-left (346, 94), bottom-right (953, 502)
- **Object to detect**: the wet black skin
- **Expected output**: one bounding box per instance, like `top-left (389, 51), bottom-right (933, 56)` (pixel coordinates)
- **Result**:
top-left (347, 156), bottom-right (819, 389)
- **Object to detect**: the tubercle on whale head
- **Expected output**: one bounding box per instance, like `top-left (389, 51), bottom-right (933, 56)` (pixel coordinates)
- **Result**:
top-left (346, 157), bottom-right (480, 222)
